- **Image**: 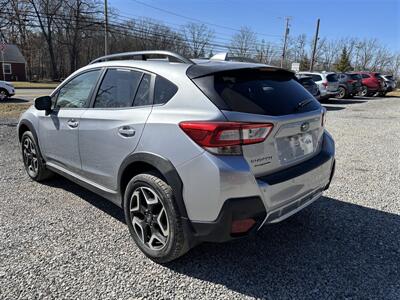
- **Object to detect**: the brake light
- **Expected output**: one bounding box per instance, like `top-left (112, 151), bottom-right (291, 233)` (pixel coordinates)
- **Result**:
top-left (347, 79), bottom-right (356, 84)
top-left (179, 121), bottom-right (274, 155)
top-left (322, 81), bottom-right (328, 87)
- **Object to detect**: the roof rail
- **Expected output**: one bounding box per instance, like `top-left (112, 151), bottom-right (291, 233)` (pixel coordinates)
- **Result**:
top-left (209, 52), bottom-right (258, 63)
top-left (89, 50), bottom-right (194, 65)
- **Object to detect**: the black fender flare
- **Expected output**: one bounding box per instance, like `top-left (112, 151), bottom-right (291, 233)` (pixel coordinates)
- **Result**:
top-left (118, 152), bottom-right (189, 219)
top-left (18, 119), bottom-right (46, 162)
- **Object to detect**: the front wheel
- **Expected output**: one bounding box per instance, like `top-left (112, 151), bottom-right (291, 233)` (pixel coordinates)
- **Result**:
top-left (0, 89), bottom-right (9, 101)
top-left (124, 173), bottom-right (188, 263)
top-left (359, 86), bottom-right (368, 97)
top-left (336, 87), bottom-right (347, 99)
top-left (21, 131), bottom-right (54, 181)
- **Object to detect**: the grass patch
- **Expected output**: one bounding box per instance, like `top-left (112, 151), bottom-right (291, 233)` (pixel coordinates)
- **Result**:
top-left (11, 81), bottom-right (59, 89)
top-left (0, 103), bottom-right (31, 118)
top-left (387, 89), bottom-right (400, 97)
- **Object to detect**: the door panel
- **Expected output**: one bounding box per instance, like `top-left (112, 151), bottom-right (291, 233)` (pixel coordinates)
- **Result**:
top-left (38, 109), bottom-right (85, 172)
top-left (78, 107), bottom-right (152, 190)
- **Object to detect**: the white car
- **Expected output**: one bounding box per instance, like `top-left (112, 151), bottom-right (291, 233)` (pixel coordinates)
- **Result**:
top-left (0, 81), bottom-right (15, 100)
top-left (298, 72), bottom-right (339, 100)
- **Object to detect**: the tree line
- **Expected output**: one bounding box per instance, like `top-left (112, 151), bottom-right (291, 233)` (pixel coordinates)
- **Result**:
top-left (0, 0), bottom-right (399, 81)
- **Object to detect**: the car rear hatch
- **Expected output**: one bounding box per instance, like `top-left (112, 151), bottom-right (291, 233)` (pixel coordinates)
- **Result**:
top-left (188, 66), bottom-right (325, 178)
top-left (325, 73), bottom-right (339, 92)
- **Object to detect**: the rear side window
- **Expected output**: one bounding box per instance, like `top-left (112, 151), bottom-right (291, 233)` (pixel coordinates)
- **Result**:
top-left (94, 69), bottom-right (142, 108)
top-left (349, 74), bottom-right (361, 80)
top-left (154, 76), bottom-right (178, 105)
top-left (298, 78), bottom-right (314, 85)
top-left (362, 74), bottom-right (370, 78)
top-left (326, 74), bottom-right (338, 82)
top-left (311, 74), bottom-right (322, 82)
top-left (197, 69), bottom-right (320, 116)
top-left (133, 74), bottom-right (152, 106)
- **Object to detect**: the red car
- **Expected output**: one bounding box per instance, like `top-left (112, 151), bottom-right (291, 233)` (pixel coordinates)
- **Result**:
top-left (352, 72), bottom-right (385, 96)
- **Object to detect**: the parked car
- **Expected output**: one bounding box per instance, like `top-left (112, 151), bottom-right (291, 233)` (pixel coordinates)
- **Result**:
top-left (379, 74), bottom-right (396, 94)
top-left (17, 51), bottom-right (335, 263)
top-left (296, 75), bottom-right (320, 100)
top-left (298, 71), bottom-right (339, 100)
top-left (0, 80), bottom-right (15, 100)
top-left (352, 71), bottom-right (384, 96)
top-left (335, 73), bottom-right (363, 99)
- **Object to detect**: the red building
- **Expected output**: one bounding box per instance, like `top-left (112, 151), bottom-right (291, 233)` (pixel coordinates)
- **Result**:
top-left (1, 44), bottom-right (27, 81)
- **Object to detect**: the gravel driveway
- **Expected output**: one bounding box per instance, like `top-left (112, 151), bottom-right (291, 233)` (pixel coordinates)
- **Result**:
top-left (0, 96), bottom-right (399, 299)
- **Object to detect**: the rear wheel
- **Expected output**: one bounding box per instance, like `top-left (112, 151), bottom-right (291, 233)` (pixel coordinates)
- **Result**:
top-left (124, 172), bottom-right (188, 263)
top-left (21, 131), bottom-right (54, 181)
top-left (360, 86), bottom-right (368, 97)
top-left (336, 87), bottom-right (347, 99)
top-left (0, 89), bottom-right (9, 100)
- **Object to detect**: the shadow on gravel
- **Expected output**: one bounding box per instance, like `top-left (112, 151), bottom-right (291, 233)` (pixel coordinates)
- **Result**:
top-left (169, 197), bottom-right (400, 299)
top-left (2, 97), bottom-right (30, 103)
top-left (43, 177), bottom-right (125, 223)
top-left (323, 106), bottom-right (345, 111)
top-left (320, 98), bottom-right (367, 105)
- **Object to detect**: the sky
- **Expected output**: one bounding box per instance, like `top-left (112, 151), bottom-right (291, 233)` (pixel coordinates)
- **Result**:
top-left (109, 0), bottom-right (400, 52)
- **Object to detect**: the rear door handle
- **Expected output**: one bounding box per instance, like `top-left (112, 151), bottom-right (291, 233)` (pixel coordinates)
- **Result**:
top-left (118, 126), bottom-right (135, 137)
top-left (67, 119), bottom-right (79, 128)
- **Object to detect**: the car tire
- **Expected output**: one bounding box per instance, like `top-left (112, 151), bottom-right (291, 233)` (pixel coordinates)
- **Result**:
top-left (360, 86), bottom-right (368, 97)
top-left (124, 172), bottom-right (188, 263)
top-left (336, 87), bottom-right (347, 99)
top-left (0, 88), bottom-right (9, 101)
top-left (21, 131), bottom-right (54, 181)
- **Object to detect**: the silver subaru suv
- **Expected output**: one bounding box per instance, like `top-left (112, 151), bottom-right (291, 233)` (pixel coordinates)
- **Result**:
top-left (18, 51), bottom-right (335, 263)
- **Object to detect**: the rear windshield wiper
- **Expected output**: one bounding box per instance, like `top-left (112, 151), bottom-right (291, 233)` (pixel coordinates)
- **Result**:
top-left (295, 99), bottom-right (313, 112)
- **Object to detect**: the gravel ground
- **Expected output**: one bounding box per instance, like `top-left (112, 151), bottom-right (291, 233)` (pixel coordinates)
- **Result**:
top-left (0, 96), bottom-right (399, 299)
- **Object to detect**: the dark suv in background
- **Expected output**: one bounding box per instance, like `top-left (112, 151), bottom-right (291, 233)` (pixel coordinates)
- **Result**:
top-left (336, 73), bottom-right (363, 99)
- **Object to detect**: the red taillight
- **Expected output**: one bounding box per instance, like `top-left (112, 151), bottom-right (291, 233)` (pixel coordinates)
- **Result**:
top-left (179, 121), bottom-right (274, 155)
top-left (322, 81), bottom-right (328, 87)
top-left (347, 79), bottom-right (356, 84)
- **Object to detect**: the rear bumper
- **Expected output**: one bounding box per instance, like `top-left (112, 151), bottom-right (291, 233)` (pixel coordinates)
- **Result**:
top-left (187, 132), bottom-right (335, 243)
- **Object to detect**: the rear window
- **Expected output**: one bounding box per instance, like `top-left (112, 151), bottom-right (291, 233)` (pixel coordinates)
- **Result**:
top-left (385, 75), bottom-right (393, 80)
top-left (326, 74), bottom-right (338, 82)
top-left (298, 77), bottom-right (314, 85)
top-left (195, 69), bottom-right (321, 116)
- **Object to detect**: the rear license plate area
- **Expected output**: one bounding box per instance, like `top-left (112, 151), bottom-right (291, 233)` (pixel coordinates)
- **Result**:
top-left (276, 132), bottom-right (315, 164)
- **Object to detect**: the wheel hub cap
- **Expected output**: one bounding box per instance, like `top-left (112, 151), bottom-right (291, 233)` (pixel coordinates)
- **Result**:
top-left (130, 186), bottom-right (169, 251)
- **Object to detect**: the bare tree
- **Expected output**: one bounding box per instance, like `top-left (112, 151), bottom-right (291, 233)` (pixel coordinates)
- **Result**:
top-left (255, 39), bottom-right (278, 64)
top-left (29, 0), bottom-right (63, 79)
top-left (182, 22), bottom-right (214, 58)
top-left (229, 26), bottom-right (257, 58)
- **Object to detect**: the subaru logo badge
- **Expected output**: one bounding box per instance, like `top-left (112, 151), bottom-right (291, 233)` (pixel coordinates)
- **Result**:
top-left (300, 122), bottom-right (309, 132)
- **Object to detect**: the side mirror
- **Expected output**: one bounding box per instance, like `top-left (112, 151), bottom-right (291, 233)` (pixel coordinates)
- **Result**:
top-left (34, 96), bottom-right (52, 115)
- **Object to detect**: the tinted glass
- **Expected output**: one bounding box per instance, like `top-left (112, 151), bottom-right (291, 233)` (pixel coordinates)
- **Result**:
top-left (326, 74), bottom-right (338, 82)
top-left (385, 75), bottom-right (393, 80)
top-left (362, 74), bottom-right (370, 78)
top-left (298, 78), bottom-right (314, 85)
top-left (211, 69), bottom-right (320, 116)
top-left (56, 70), bottom-right (101, 108)
top-left (154, 76), bottom-right (178, 105)
top-left (349, 74), bottom-right (362, 80)
top-left (133, 74), bottom-right (152, 106)
top-left (311, 74), bottom-right (322, 81)
top-left (94, 69), bottom-right (142, 108)
top-left (374, 73), bottom-right (381, 78)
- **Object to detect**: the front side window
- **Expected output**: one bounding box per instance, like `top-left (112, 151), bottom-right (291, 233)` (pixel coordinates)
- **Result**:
top-left (94, 69), bottom-right (142, 108)
top-left (56, 70), bottom-right (101, 108)
top-left (3, 63), bottom-right (11, 74)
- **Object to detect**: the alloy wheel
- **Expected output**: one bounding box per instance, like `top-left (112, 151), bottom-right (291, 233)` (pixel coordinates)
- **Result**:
top-left (0, 90), bottom-right (7, 100)
top-left (22, 137), bottom-right (38, 176)
top-left (130, 186), bottom-right (169, 251)
top-left (338, 87), bottom-right (345, 99)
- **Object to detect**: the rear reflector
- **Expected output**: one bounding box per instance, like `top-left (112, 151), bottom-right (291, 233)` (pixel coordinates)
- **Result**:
top-left (231, 218), bottom-right (256, 234)
top-left (179, 121), bottom-right (273, 155)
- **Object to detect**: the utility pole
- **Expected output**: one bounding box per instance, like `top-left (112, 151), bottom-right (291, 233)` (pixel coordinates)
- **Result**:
top-left (309, 18), bottom-right (320, 72)
top-left (280, 17), bottom-right (290, 68)
top-left (104, 0), bottom-right (108, 55)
